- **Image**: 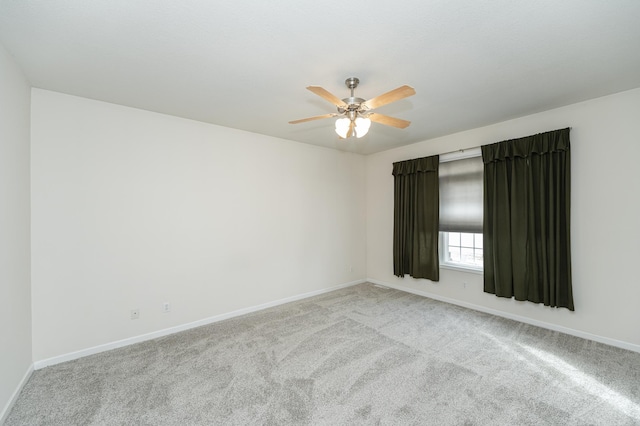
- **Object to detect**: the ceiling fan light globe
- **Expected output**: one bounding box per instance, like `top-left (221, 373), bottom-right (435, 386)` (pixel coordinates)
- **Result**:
top-left (354, 127), bottom-right (368, 138)
top-left (335, 117), bottom-right (351, 138)
top-left (355, 117), bottom-right (371, 138)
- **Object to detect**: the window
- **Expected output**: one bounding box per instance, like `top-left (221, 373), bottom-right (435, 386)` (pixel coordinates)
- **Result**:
top-left (441, 232), bottom-right (483, 269)
top-left (439, 149), bottom-right (483, 271)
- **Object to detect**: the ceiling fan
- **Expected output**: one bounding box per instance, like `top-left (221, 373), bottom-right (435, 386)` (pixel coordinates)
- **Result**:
top-left (289, 77), bottom-right (416, 139)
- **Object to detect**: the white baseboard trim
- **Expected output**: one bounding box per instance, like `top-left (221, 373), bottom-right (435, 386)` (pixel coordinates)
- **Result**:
top-left (34, 279), bottom-right (365, 370)
top-left (1, 363), bottom-right (34, 424)
top-left (367, 278), bottom-right (640, 354)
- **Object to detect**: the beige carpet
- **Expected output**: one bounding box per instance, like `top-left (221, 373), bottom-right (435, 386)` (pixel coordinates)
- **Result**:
top-left (6, 283), bottom-right (640, 425)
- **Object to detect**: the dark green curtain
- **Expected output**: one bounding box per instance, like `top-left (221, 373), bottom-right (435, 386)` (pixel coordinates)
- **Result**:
top-left (392, 155), bottom-right (439, 281)
top-left (482, 128), bottom-right (573, 310)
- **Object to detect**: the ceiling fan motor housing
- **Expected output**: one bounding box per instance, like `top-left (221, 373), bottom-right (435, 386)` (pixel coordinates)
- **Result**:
top-left (338, 97), bottom-right (367, 113)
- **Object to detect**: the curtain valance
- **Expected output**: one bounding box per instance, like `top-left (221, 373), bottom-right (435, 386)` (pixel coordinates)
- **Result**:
top-left (482, 128), bottom-right (570, 163)
top-left (392, 156), bottom-right (439, 176)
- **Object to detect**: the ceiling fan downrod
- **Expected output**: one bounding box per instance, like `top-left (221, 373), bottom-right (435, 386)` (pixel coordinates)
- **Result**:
top-left (345, 77), bottom-right (359, 96)
top-left (340, 77), bottom-right (366, 116)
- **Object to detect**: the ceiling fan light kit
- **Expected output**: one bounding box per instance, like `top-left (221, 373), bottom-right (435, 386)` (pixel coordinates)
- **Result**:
top-left (290, 77), bottom-right (415, 139)
top-left (335, 116), bottom-right (371, 138)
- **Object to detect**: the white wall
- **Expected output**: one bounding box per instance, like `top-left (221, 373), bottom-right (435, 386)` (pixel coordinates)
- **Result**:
top-left (31, 89), bottom-right (366, 362)
top-left (366, 88), bottom-right (640, 350)
top-left (22, 84), bottom-right (640, 366)
top-left (0, 44), bottom-right (32, 418)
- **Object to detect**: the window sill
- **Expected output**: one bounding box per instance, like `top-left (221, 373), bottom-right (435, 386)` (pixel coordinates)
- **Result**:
top-left (440, 263), bottom-right (484, 275)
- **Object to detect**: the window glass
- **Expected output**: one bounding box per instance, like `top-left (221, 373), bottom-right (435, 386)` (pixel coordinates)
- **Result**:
top-left (449, 232), bottom-right (460, 246)
top-left (460, 232), bottom-right (474, 247)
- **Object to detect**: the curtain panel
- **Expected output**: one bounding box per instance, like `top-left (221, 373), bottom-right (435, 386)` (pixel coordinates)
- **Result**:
top-left (392, 155), bottom-right (440, 281)
top-left (482, 128), bottom-right (574, 310)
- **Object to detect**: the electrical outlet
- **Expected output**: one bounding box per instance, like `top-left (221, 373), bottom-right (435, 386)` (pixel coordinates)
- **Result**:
top-left (463, 282), bottom-right (468, 289)
top-left (130, 309), bottom-right (140, 319)
top-left (162, 302), bottom-right (171, 313)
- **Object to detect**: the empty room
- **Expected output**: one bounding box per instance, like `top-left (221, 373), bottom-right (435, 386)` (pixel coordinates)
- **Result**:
top-left (1, 1), bottom-right (639, 424)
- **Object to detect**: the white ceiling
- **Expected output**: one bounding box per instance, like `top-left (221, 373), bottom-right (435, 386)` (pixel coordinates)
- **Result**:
top-left (1, 1), bottom-right (639, 154)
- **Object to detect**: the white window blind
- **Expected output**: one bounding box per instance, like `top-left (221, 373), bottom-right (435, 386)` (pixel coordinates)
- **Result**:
top-left (439, 155), bottom-right (483, 233)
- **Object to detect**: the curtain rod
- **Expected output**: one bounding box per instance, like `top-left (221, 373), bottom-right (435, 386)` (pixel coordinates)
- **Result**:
top-left (440, 147), bottom-right (480, 156)
top-left (439, 147), bottom-right (482, 161)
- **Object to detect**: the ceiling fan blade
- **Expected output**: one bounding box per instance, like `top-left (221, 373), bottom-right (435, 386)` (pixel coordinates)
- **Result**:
top-left (289, 113), bottom-right (337, 124)
top-left (369, 113), bottom-right (411, 129)
top-left (362, 85), bottom-right (416, 110)
top-left (306, 86), bottom-right (348, 108)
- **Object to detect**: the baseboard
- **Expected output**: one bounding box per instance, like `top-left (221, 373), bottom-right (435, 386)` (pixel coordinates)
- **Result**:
top-left (367, 278), bottom-right (640, 354)
top-left (1, 363), bottom-right (34, 424)
top-left (33, 279), bottom-right (365, 370)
